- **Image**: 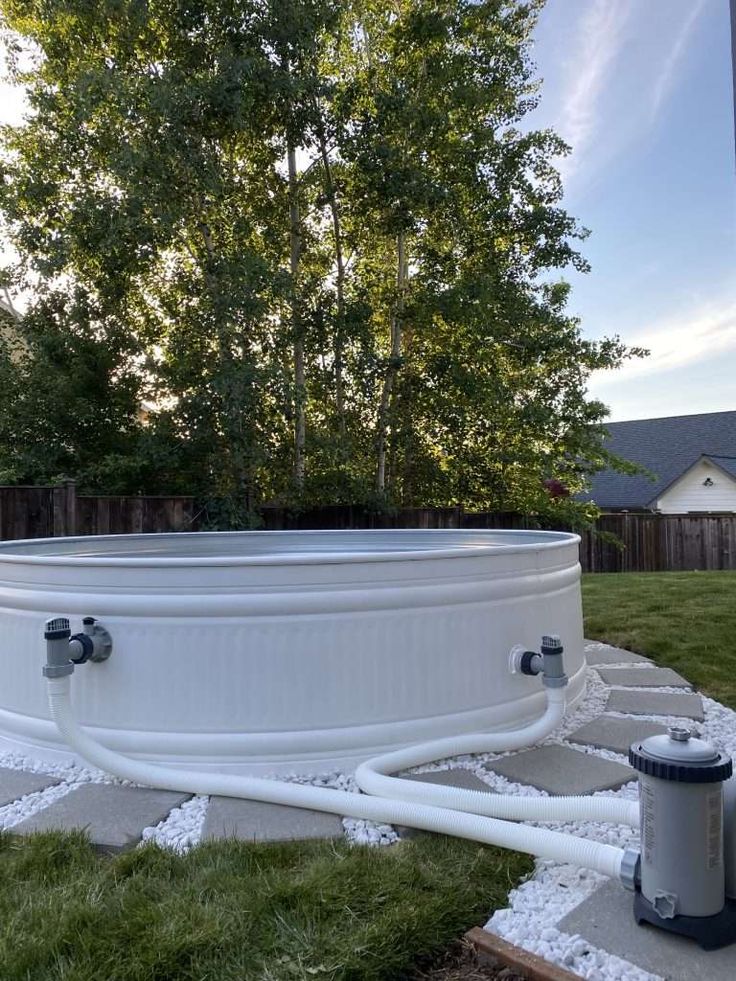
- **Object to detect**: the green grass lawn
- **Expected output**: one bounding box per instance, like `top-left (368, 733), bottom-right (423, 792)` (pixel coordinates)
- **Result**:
top-left (0, 830), bottom-right (529, 981)
top-left (582, 571), bottom-right (736, 708)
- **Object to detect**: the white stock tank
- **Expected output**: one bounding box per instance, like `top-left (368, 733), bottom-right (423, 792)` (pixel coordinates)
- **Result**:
top-left (0, 529), bottom-right (586, 774)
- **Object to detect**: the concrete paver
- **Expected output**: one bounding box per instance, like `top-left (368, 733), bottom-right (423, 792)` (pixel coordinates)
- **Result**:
top-left (567, 716), bottom-right (668, 755)
top-left (0, 767), bottom-right (60, 808)
top-left (12, 784), bottom-right (190, 853)
top-left (605, 688), bottom-right (704, 721)
top-left (400, 769), bottom-right (495, 791)
top-left (584, 642), bottom-right (652, 666)
top-left (202, 795), bottom-right (344, 843)
top-left (484, 745), bottom-right (635, 796)
top-left (557, 878), bottom-right (736, 981)
top-left (596, 666), bottom-right (691, 689)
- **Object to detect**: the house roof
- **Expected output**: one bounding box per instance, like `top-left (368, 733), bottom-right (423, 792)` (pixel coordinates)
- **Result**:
top-left (709, 455), bottom-right (736, 480)
top-left (582, 410), bottom-right (736, 509)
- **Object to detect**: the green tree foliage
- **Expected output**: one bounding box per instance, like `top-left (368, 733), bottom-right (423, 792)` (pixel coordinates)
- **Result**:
top-left (0, 0), bottom-right (644, 523)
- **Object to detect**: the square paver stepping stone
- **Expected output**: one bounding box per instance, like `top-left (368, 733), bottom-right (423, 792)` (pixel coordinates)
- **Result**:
top-left (400, 769), bottom-right (494, 791)
top-left (12, 784), bottom-right (190, 853)
top-left (558, 879), bottom-right (736, 981)
top-left (606, 689), bottom-right (704, 721)
top-left (568, 716), bottom-right (669, 755)
top-left (596, 666), bottom-right (691, 689)
top-left (202, 796), bottom-right (344, 843)
top-left (484, 745), bottom-right (634, 796)
top-left (583, 642), bottom-right (651, 666)
top-left (0, 767), bottom-right (60, 807)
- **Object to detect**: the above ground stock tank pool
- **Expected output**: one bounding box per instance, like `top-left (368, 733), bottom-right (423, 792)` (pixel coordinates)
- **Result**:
top-left (0, 529), bottom-right (586, 774)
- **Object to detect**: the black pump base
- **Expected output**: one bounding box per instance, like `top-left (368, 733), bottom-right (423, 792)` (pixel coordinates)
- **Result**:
top-left (634, 892), bottom-right (736, 950)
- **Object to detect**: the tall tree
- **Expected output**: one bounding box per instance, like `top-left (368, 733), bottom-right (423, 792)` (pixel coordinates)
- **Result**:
top-left (0, 0), bottom-right (644, 522)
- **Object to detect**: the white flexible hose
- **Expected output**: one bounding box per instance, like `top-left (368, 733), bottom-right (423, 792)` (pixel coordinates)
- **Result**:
top-left (46, 676), bottom-right (626, 880)
top-left (355, 687), bottom-right (639, 828)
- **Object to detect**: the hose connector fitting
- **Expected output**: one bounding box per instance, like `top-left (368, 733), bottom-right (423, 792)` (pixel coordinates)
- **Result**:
top-left (43, 616), bottom-right (112, 675)
top-left (69, 617), bottom-right (113, 665)
top-left (541, 634), bottom-right (568, 689)
top-left (43, 617), bottom-right (75, 678)
top-left (620, 846), bottom-right (641, 892)
top-left (512, 635), bottom-right (568, 687)
top-left (518, 650), bottom-right (543, 676)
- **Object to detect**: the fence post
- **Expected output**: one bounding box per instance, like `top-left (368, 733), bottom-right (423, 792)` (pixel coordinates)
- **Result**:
top-left (52, 480), bottom-right (76, 537)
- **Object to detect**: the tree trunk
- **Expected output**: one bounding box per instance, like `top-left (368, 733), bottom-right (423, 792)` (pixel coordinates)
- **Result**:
top-left (398, 363), bottom-right (415, 503)
top-left (376, 230), bottom-right (407, 493)
top-left (318, 130), bottom-right (347, 440)
top-left (0, 286), bottom-right (21, 322)
top-left (288, 142), bottom-right (305, 490)
top-left (197, 214), bottom-right (254, 514)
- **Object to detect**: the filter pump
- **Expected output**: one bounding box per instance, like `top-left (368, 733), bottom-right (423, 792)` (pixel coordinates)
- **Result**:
top-left (629, 726), bottom-right (736, 949)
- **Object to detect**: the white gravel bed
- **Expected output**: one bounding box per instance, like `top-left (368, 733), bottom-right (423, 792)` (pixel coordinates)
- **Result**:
top-left (490, 862), bottom-right (659, 981)
top-left (700, 695), bottom-right (736, 759)
top-left (0, 780), bottom-right (79, 830)
top-left (0, 749), bottom-right (115, 784)
top-left (609, 685), bottom-right (695, 694)
top-left (140, 794), bottom-right (210, 852)
top-left (606, 709), bottom-right (705, 732)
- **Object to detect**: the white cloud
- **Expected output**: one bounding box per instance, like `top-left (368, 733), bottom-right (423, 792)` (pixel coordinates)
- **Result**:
top-left (555, 0), bottom-right (633, 181)
top-left (650, 0), bottom-right (708, 117)
top-left (591, 297), bottom-right (736, 389)
top-left (540, 0), bottom-right (711, 195)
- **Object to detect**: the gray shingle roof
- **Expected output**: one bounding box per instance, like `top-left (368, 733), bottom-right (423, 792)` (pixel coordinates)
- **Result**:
top-left (710, 455), bottom-right (736, 480)
top-left (582, 411), bottom-right (736, 509)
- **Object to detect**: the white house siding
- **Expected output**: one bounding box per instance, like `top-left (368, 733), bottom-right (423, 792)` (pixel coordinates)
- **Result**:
top-left (656, 459), bottom-right (736, 513)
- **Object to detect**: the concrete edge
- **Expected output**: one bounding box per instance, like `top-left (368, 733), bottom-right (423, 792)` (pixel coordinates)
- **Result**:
top-left (465, 926), bottom-right (580, 981)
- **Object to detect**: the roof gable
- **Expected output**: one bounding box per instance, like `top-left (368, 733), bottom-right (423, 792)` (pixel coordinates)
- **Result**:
top-left (655, 454), bottom-right (736, 503)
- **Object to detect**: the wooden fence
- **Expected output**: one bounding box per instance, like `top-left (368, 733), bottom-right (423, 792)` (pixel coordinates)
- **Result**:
top-left (442, 510), bottom-right (736, 573)
top-left (0, 482), bottom-right (77, 540)
top-left (2, 483), bottom-right (736, 573)
top-left (579, 513), bottom-right (736, 573)
top-left (75, 494), bottom-right (197, 537)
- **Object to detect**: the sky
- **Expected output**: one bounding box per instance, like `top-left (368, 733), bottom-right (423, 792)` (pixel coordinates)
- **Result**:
top-left (529, 0), bottom-right (736, 421)
top-left (0, 1), bottom-right (735, 423)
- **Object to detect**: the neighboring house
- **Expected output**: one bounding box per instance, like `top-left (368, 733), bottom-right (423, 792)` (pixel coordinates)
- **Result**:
top-left (582, 410), bottom-right (736, 513)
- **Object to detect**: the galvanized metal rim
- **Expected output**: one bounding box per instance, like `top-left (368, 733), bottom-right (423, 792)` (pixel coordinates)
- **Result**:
top-left (0, 529), bottom-right (581, 567)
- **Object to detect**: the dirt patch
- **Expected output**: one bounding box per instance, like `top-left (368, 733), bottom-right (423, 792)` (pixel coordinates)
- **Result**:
top-left (411, 939), bottom-right (525, 981)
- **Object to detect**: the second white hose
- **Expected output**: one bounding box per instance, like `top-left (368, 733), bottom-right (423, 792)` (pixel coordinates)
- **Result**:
top-left (355, 686), bottom-right (639, 827)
